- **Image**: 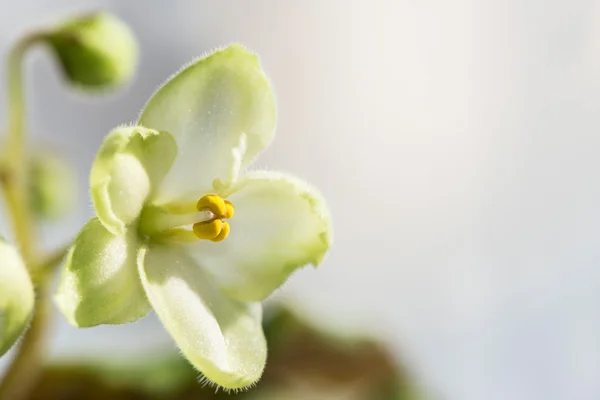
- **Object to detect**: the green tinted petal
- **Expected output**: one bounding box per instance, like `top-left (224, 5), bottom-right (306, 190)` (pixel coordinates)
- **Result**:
top-left (90, 126), bottom-right (177, 234)
top-left (138, 244), bottom-right (266, 389)
top-left (0, 240), bottom-right (34, 356)
top-left (139, 44), bottom-right (276, 203)
top-left (55, 218), bottom-right (150, 327)
top-left (186, 171), bottom-right (332, 302)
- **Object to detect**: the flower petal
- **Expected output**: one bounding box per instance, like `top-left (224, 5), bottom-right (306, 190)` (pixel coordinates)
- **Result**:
top-left (0, 240), bottom-right (34, 356)
top-left (138, 244), bottom-right (266, 389)
top-left (186, 171), bottom-right (333, 302)
top-left (55, 218), bottom-right (150, 327)
top-left (138, 44), bottom-right (276, 203)
top-left (90, 126), bottom-right (177, 235)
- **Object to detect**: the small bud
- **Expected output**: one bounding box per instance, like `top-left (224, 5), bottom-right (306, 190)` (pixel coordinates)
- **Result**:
top-left (0, 239), bottom-right (34, 357)
top-left (45, 12), bottom-right (138, 89)
top-left (29, 151), bottom-right (77, 220)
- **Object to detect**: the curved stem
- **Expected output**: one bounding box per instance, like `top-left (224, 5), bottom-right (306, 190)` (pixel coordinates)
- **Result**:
top-left (2, 32), bottom-right (43, 265)
top-left (0, 32), bottom-right (48, 400)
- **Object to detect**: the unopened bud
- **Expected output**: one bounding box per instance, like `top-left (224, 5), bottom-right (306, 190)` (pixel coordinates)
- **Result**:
top-left (45, 11), bottom-right (138, 89)
top-left (29, 151), bottom-right (77, 220)
top-left (0, 239), bottom-right (34, 357)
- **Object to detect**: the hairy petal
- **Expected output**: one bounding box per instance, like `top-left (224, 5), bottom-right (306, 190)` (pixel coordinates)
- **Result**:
top-left (186, 171), bottom-right (333, 301)
top-left (55, 218), bottom-right (150, 327)
top-left (90, 126), bottom-right (177, 234)
top-left (139, 44), bottom-right (276, 203)
top-left (138, 244), bottom-right (266, 389)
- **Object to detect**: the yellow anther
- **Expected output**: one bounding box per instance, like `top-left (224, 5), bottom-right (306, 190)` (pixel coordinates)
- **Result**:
top-left (193, 219), bottom-right (223, 240)
top-left (196, 194), bottom-right (226, 217)
top-left (188, 195), bottom-right (234, 242)
top-left (223, 200), bottom-right (235, 219)
top-left (211, 221), bottom-right (230, 242)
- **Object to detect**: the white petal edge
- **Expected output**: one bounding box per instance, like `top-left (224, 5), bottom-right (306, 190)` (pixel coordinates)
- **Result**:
top-left (138, 44), bottom-right (277, 204)
top-left (55, 218), bottom-right (151, 327)
top-left (138, 244), bottom-right (266, 389)
top-left (185, 170), bottom-right (333, 302)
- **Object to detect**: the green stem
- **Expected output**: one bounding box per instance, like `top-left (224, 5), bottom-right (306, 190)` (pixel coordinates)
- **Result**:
top-left (35, 243), bottom-right (71, 282)
top-left (2, 33), bottom-right (43, 265)
top-left (0, 32), bottom-right (49, 400)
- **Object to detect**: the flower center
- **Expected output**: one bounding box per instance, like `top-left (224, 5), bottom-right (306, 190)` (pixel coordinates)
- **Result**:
top-left (193, 194), bottom-right (234, 242)
top-left (139, 194), bottom-right (234, 243)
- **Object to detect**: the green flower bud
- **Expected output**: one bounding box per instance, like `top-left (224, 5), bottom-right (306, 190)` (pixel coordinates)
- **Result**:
top-left (29, 151), bottom-right (77, 220)
top-left (45, 12), bottom-right (138, 89)
top-left (0, 239), bottom-right (34, 357)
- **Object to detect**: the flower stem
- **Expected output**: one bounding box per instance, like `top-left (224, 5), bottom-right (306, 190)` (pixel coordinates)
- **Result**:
top-left (0, 32), bottom-right (49, 400)
top-left (1, 32), bottom-right (43, 265)
top-left (36, 242), bottom-right (71, 281)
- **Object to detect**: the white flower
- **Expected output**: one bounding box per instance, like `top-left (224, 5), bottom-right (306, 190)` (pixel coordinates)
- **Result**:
top-left (55, 44), bottom-right (332, 389)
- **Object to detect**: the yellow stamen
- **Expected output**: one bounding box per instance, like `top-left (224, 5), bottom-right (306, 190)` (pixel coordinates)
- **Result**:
top-left (193, 219), bottom-right (223, 240)
top-left (211, 221), bottom-right (230, 242)
top-left (156, 194), bottom-right (235, 242)
top-left (223, 200), bottom-right (235, 219)
top-left (196, 194), bottom-right (226, 216)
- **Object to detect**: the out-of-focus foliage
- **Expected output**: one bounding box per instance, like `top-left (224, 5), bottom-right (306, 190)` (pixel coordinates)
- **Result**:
top-left (27, 304), bottom-right (423, 400)
top-left (29, 151), bottom-right (77, 220)
top-left (0, 239), bottom-right (34, 357)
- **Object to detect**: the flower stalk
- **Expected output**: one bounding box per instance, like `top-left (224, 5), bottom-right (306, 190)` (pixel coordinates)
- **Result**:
top-left (0, 32), bottom-right (49, 400)
top-left (2, 33), bottom-right (43, 267)
top-left (0, 18), bottom-right (332, 396)
top-left (0, 12), bottom-right (139, 400)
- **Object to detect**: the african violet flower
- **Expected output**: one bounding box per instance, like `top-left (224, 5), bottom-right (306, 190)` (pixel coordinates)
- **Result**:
top-left (55, 44), bottom-right (332, 389)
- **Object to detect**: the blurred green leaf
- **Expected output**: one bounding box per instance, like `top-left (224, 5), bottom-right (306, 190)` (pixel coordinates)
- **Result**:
top-left (29, 303), bottom-right (425, 399)
top-left (29, 150), bottom-right (77, 221)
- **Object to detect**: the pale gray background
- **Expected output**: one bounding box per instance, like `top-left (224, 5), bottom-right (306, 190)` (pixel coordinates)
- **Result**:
top-left (2, 1), bottom-right (600, 399)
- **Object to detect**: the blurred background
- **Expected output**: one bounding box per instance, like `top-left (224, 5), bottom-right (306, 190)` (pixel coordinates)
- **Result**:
top-left (2, 1), bottom-right (600, 399)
